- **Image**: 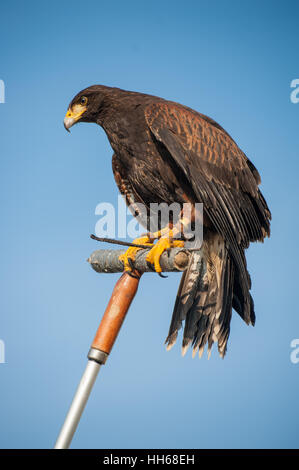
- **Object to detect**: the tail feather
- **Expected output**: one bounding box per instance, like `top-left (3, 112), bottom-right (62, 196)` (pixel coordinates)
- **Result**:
top-left (165, 233), bottom-right (254, 358)
top-left (165, 251), bottom-right (204, 350)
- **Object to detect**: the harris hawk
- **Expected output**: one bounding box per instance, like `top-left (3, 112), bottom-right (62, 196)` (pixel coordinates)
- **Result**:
top-left (64, 85), bottom-right (271, 358)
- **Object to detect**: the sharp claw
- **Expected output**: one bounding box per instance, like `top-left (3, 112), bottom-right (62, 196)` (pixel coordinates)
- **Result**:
top-left (146, 261), bottom-right (155, 272)
top-left (126, 270), bottom-right (140, 279)
top-left (128, 257), bottom-right (135, 271)
top-left (158, 272), bottom-right (168, 278)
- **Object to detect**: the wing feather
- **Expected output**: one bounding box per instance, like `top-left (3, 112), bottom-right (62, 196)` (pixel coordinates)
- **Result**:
top-left (145, 101), bottom-right (271, 323)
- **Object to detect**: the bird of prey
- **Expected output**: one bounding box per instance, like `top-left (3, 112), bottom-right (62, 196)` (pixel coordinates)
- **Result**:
top-left (64, 85), bottom-right (271, 358)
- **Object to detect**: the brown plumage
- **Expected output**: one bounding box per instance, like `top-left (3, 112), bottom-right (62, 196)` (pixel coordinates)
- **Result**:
top-left (64, 85), bottom-right (271, 358)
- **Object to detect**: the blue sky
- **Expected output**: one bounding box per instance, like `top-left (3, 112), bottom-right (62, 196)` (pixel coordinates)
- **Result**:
top-left (0, 0), bottom-right (298, 449)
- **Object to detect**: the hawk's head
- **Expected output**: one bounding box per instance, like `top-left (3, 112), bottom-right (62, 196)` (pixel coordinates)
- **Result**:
top-left (64, 85), bottom-right (111, 132)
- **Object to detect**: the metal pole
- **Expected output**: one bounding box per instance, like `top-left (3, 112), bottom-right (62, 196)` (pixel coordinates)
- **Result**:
top-left (54, 271), bottom-right (142, 449)
top-left (54, 349), bottom-right (106, 449)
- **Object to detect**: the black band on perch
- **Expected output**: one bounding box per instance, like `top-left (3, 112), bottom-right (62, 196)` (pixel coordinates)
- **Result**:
top-left (88, 248), bottom-right (194, 273)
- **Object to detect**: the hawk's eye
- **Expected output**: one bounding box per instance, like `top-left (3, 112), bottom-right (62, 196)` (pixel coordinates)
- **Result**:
top-left (80, 96), bottom-right (88, 105)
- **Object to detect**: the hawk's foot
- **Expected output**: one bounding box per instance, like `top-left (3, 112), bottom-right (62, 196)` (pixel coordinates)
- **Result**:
top-left (119, 236), bottom-right (153, 272)
top-left (146, 237), bottom-right (184, 273)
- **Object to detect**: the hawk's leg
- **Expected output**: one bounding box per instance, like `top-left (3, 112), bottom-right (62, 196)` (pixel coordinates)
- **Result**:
top-left (118, 226), bottom-right (181, 273)
top-left (119, 214), bottom-right (190, 273)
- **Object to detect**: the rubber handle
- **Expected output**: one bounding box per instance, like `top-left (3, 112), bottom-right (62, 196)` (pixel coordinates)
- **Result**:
top-left (91, 271), bottom-right (142, 354)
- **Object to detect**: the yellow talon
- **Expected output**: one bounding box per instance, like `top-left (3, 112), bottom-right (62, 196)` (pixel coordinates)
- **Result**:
top-left (119, 236), bottom-right (153, 271)
top-left (145, 237), bottom-right (184, 273)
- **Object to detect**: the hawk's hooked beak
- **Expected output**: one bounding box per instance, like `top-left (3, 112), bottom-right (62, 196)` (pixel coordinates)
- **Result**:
top-left (64, 103), bottom-right (87, 132)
